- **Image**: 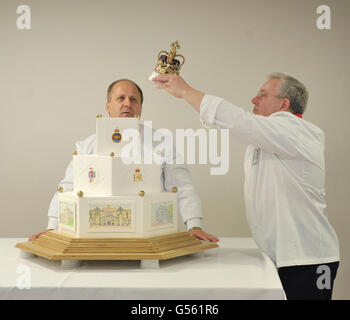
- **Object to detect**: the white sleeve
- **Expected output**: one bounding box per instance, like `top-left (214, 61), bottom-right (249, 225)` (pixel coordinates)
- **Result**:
top-left (47, 160), bottom-right (74, 230)
top-left (46, 134), bottom-right (96, 230)
top-left (162, 151), bottom-right (203, 230)
top-left (200, 94), bottom-right (323, 162)
top-left (163, 163), bottom-right (203, 230)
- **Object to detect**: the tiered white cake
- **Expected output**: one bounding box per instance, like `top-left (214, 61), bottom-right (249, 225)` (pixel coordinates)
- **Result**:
top-left (57, 117), bottom-right (178, 238)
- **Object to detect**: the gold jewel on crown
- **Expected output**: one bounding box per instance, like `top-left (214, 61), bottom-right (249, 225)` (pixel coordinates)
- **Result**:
top-left (154, 41), bottom-right (185, 75)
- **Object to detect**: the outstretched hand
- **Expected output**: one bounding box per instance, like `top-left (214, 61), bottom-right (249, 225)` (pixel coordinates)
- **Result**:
top-left (152, 74), bottom-right (191, 98)
top-left (152, 74), bottom-right (205, 112)
top-left (189, 228), bottom-right (219, 242)
top-left (28, 229), bottom-right (53, 241)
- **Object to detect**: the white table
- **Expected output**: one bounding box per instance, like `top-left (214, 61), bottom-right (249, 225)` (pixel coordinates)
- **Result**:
top-left (0, 237), bottom-right (285, 300)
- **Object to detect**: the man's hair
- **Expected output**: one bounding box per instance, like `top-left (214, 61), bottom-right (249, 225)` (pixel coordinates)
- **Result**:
top-left (107, 79), bottom-right (144, 104)
top-left (268, 72), bottom-right (309, 114)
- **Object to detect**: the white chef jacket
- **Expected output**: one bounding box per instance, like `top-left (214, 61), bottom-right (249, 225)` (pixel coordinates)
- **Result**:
top-left (200, 94), bottom-right (340, 268)
top-left (47, 124), bottom-right (203, 231)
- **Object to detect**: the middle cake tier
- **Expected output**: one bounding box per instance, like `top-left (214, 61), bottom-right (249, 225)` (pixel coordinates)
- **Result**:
top-left (73, 154), bottom-right (162, 196)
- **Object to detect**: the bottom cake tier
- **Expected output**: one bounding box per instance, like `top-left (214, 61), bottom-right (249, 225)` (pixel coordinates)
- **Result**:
top-left (57, 191), bottom-right (178, 238)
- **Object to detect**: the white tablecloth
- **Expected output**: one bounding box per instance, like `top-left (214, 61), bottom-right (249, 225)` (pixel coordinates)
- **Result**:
top-left (0, 237), bottom-right (285, 300)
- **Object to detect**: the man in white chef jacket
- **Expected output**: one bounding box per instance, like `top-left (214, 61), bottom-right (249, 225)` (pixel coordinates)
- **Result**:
top-left (29, 79), bottom-right (219, 243)
top-left (152, 72), bottom-right (340, 300)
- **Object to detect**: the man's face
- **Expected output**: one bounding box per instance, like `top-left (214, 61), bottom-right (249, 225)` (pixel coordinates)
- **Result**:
top-left (106, 81), bottom-right (142, 118)
top-left (251, 78), bottom-right (289, 117)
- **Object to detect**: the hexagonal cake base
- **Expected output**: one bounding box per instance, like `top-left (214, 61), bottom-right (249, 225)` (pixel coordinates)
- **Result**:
top-left (15, 230), bottom-right (219, 264)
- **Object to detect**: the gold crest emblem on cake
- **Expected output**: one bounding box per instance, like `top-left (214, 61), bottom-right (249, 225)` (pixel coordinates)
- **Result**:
top-left (88, 167), bottom-right (96, 183)
top-left (154, 41), bottom-right (185, 75)
top-left (112, 128), bottom-right (122, 144)
top-left (133, 168), bottom-right (143, 182)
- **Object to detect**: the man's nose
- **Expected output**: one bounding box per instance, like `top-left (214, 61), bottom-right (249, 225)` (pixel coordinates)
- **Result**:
top-left (123, 97), bottom-right (132, 107)
top-left (251, 96), bottom-right (258, 105)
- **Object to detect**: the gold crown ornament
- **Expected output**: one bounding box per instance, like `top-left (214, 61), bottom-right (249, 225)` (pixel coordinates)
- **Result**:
top-left (154, 41), bottom-right (185, 75)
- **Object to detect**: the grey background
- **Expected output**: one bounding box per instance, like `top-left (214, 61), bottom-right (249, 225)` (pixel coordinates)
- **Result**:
top-left (0, 0), bottom-right (349, 299)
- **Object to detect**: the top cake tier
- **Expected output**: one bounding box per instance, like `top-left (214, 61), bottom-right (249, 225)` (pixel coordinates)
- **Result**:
top-left (72, 117), bottom-right (163, 197)
top-left (96, 117), bottom-right (141, 157)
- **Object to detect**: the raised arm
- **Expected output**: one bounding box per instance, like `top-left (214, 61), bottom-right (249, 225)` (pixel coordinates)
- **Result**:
top-left (153, 74), bottom-right (204, 112)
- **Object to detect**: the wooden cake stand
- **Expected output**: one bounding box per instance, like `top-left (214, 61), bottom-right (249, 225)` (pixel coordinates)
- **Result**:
top-left (15, 230), bottom-right (219, 268)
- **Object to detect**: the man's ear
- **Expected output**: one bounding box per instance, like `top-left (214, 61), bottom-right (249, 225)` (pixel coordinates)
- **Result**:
top-left (106, 102), bottom-right (110, 116)
top-left (280, 98), bottom-right (290, 112)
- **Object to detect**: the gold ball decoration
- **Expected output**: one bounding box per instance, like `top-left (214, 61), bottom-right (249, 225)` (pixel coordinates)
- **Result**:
top-left (77, 191), bottom-right (84, 198)
top-left (172, 187), bottom-right (178, 193)
top-left (138, 190), bottom-right (145, 197)
top-left (73, 150), bottom-right (78, 155)
top-left (96, 114), bottom-right (102, 118)
top-left (57, 187), bottom-right (64, 193)
top-left (110, 152), bottom-right (115, 157)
